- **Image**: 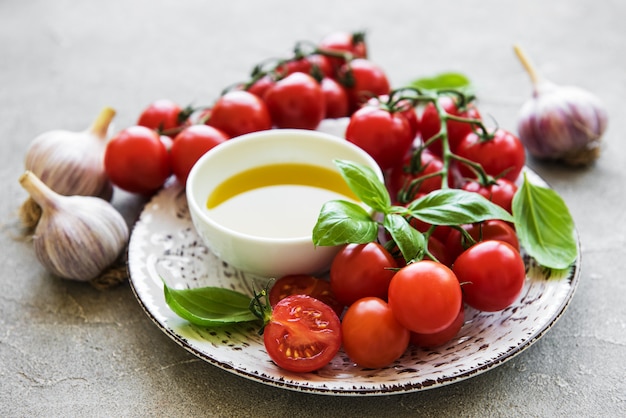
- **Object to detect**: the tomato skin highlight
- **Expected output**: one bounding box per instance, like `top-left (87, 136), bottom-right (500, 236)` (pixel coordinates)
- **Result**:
top-left (388, 260), bottom-right (462, 334)
top-left (263, 295), bottom-right (341, 373)
top-left (330, 242), bottom-right (398, 306)
top-left (341, 297), bottom-right (410, 368)
top-left (170, 124), bottom-right (228, 186)
top-left (104, 125), bottom-right (171, 195)
top-left (453, 240), bottom-right (526, 312)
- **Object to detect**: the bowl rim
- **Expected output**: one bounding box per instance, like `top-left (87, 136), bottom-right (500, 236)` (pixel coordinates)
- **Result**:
top-left (185, 128), bottom-right (383, 244)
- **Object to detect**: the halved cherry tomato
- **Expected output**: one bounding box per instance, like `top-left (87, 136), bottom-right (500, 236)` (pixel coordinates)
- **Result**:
top-left (269, 275), bottom-right (344, 317)
top-left (341, 297), bottom-right (410, 368)
top-left (453, 240), bottom-right (526, 312)
top-left (263, 294), bottom-right (342, 373)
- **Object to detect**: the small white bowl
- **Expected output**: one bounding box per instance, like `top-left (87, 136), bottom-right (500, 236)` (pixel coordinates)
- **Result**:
top-left (185, 128), bottom-right (382, 278)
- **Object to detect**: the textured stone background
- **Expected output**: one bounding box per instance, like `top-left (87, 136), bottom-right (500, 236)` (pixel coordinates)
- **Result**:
top-left (1, 0), bottom-right (624, 416)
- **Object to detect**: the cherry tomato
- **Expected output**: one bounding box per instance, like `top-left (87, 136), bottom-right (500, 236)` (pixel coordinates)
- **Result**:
top-left (318, 31), bottom-right (367, 70)
top-left (388, 260), bottom-right (462, 334)
top-left (278, 54), bottom-right (334, 79)
top-left (263, 72), bottom-right (325, 130)
top-left (410, 304), bottom-right (465, 348)
top-left (246, 75), bottom-right (276, 99)
top-left (269, 275), bottom-right (344, 317)
top-left (345, 105), bottom-right (413, 170)
top-left (339, 58), bottom-right (391, 112)
top-left (321, 77), bottom-right (349, 119)
top-left (462, 178), bottom-right (518, 213)
top-left (170, 125), bottom-right (229, 186)
top-left (445, 219), bottom-right (520, 263)
top-left (341, 297), bottom-right (410, 368)
top-left (365, 95), bottom-right (420, 140)
top-left (388, 149), bottom-right (444, 202)
top-left (263, 294), bottom-right (342, 373)
top-left (206, 90), bottom-right (272, 138)
top-left (104, 126), bottom-right (171, 195)
top-left (330, 242), bottom-right (397, 306)
top-left (456, 128), bottom-right (526, 182)
top-left (137, 99), bottom-right (188, 137)
top-left (453, 240), bottom-right (526, 312)
top-left (420, 96), bottom-right (482, 157)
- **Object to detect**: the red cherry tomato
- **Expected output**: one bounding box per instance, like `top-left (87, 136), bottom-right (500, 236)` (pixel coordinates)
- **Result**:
top-left (104, 126), bottom-right (171, 195)
top-left (345, 105), bottom-right (413, 170)
top-left (246, 75), bottom-right (276, 99)
top-left (278, 54), bottom-right (334, 79)
top-left (170, 125), bottom-right (229, 186)
top-left (318, 31), bottom-right (367, 70)
top-left (388, 150), bottom-right (445, 202)
top-left (456, 128), bottom-right (526, 182)
top-left (410, 304), bottom-right (465, 348)
top-left (445, 219), bottom-right (520, 263)
top-left (388, 260), bottom-right (462, 334)
top-left (206, 90), bottom-right (272, 138)
top-left (263, 72), bottom-right (325, 130)
top-left (321, 77), bottom-right (349, 119)
top-left (137, 99), bottom-right (188, 137)
top-left (263, 295), bottom-right (342, 373)
top-left (339, 58), bottom-right (391, 112)
top-left (453, 240), bottom-right (526, 312)
top-left (269, 275), bottom-right (344, 317)
top-left (462, 178), bottom-right (518, 213)
top-left (330, 242), bottom-right (397, 306)
top-left (420, 96), bottom-right (482, 157)
top-left (341, 297), bottom-right (410, 368)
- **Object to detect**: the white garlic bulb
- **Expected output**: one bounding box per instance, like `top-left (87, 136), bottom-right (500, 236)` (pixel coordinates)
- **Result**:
top-left (19, 170), bottom-right (129, 282)
top-left (514, 45), bottom-right (608, 166)
top-left (24, 106), bottom-right (116, 199)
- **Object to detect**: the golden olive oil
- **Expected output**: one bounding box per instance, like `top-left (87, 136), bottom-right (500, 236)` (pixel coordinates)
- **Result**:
top-left (206, 163), bottom-right (359, 238)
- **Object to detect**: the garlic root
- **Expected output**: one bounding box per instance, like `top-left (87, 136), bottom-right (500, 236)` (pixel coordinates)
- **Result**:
top-left (19, 170), bottom-right (129, 282)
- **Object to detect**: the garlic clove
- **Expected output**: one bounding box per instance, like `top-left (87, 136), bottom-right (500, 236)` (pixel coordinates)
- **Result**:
top-left (19, 170), bottom-right (129, 282)
top-left (514, 45), bottom-right (608, 166)
top-left (24, 106), bottom-right (116, 199)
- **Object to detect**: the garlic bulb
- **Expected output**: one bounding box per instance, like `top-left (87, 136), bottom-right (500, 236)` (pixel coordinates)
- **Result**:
top-left (19, 170), bottom-right (129, 282)
top-left (24, 106), bottom-right (116, 199)
top-left (514, 45), bottom-right (608, 166)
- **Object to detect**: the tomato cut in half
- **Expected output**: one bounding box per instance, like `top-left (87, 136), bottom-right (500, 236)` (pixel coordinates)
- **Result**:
top-left (263, 295), bottom-right (342, 373)
top-left (269, 275), bottom-right (345, 317)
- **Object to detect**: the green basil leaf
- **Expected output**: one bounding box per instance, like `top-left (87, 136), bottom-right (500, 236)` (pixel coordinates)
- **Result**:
top-left (334, 159), bottom-right (390, 213)
top-left (384, 213), bottom-right (426, 263)
top-left (164, 284), bottom-right (257, 327)
top-left (512, 173), bottom-right (578, 269)
top-left (410, 72), bottom-right (473, 93)
top-left (313, 199), bottom-right (379, 246)
top-left (407, 188), bottom-right (514, 225)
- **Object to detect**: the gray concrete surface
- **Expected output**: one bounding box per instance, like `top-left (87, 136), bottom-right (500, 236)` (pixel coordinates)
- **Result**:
top-left (1, 0), bottom-right (624, 416)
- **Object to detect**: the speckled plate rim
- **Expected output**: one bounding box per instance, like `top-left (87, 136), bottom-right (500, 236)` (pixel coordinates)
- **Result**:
top-left (127, 158), bottom-right (580, 396)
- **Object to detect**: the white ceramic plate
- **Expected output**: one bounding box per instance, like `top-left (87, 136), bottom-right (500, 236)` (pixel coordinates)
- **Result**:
top-left (127, 163), bottom-right (580, 396)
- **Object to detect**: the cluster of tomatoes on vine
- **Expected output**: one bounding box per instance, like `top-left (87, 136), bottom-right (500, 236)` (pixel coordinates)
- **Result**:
top-left (103, 31), bottom-right (389, 195)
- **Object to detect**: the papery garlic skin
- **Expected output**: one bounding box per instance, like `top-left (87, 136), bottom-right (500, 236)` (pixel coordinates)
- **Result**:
top-left (518, 81), bottom-right (608, 165)
top-left (19, 171), bottom-right (129, 282)
top-left (24, 107), bottom-right (115, 200)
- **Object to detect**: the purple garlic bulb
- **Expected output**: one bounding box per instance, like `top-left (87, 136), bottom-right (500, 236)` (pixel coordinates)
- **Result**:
top-left (514, 45), bottom-right (608, 166)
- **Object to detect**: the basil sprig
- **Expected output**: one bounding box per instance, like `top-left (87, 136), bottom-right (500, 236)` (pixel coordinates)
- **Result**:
top-left (164, 284), bottom-right (258, 327)
top-left (313, 160), bottom-right (577, 269)
top-left (512, 173), bottom-right (578, 269)
top-left (313, 160), bottom-right (513, 264)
